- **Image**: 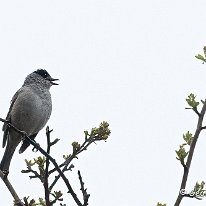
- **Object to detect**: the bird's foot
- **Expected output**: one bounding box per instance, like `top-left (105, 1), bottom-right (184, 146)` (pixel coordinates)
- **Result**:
top-left (21, 131), bottom-right (28, 141)
top-left (32, 141), bottom-right (40, 152)
top-left (1, 169), bottom-right (9, 179)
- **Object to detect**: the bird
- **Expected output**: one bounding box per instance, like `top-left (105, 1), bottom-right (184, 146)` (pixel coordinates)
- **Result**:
top-left (0, 69), bottom-right (58, 172)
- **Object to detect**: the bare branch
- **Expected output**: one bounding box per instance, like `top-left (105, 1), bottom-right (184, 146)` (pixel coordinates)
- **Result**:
top-left (0, 170), bottom-right (24, 206)
top-left (78, 170), bottom-right (90, 206)
top-left (28, 170), bottom-right (44, 182)
top-left (44, 126), bottom-right (52, 206)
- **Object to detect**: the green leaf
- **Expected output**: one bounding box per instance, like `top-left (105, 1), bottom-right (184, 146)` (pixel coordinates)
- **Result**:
top-left (195, 54), bottom-right (205, 61)
top-left (183, 131), bottom-right (193, 145)
top-left (175, 144), bottom-right (188, 163)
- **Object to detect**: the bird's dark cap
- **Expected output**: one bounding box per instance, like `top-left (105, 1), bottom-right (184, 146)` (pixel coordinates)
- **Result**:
top-left (34, 69), bottom-right (59, 85)
top-left (34, 69), bottom-right (51, 79)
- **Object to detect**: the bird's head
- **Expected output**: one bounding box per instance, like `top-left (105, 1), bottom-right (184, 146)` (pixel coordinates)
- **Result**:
top-left (23, 69), bottom-right (59, 89)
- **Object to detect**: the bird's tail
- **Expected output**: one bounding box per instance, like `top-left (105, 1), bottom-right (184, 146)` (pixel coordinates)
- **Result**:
top-left (0, 136), bottom-right (18, 172)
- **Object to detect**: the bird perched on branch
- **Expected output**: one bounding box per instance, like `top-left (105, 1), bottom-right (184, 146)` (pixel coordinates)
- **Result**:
top-left (0, 69), bottom-right (58, 172)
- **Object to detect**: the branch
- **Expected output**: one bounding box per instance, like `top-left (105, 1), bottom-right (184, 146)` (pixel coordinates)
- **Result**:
top-left (174, 99), bottom-right (206, 206)
top-left (28, 169), bottom-right (44, 182)
top-left (78, 170), bottom-right (90, 206)
top-left (44, 126), bottom-right (52, 206)
top-left (0, 170), bottom-right (24, 206)
top-left (0, 118), bottom-right (83, 206)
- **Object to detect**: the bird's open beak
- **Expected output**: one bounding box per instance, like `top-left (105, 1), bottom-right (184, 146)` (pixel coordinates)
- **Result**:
top-left (49, 77), bottom-right (59, 85)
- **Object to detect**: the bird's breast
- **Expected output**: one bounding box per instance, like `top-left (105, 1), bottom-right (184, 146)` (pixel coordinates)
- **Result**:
top-left (11, 88), bottom-right (52, 135)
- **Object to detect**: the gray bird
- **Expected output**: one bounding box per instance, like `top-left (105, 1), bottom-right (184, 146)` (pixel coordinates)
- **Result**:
top-left (0, 69), bottom-right (58, 172)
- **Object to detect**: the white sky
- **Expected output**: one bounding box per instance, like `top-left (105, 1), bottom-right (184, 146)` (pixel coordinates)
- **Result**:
top-left (1, 0), bottom-right (206, 205)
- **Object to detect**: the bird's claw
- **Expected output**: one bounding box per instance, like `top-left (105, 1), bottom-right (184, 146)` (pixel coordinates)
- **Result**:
top-left (2, 169), bottom-right (9, 179)
top-left (32, 142), bottom-right (40, 152)
top-left (21, 131), bottom-right (28, 141)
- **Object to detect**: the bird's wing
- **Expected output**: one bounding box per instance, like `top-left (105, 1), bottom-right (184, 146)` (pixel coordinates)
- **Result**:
top-left (19, 133), bottom-right (38, 154)
top-left (2, 89), bottom-right (22, 148)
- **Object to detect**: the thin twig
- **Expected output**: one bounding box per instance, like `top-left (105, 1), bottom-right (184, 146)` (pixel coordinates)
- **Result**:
top-left (29, 169), bottom-right (44, 182)
top-left (44, 126), bottom-right (52, 206)
top-left (174, 99), bottom-right (206, 206)
top-left (78, 170), bottom-right (90, 206)
top-left (193, 107), bottom-right (201, 116)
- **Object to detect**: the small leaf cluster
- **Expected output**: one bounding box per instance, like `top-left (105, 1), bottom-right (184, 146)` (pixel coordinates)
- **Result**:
top-left (50, 191), bottom-right (63, 204)
top-left (22, 157), bottom-right (47, 179)
top-left (186, 93), bottom-right (199, 108)
top-left (175, 131), bottom-right (193, 165)
top-left (183, 131), bottom-right (193, 145)
top-left (195, 54), bottom-right (206, 63)
top-left (176, 144), bottom-right (188, 164)
top-left (71, 121), bottom-right (111, 155)
top-left (192, 181), bottom-right (206, 200)
top-left (84, 121), bottom-right (111, 141)
top-left (156, 203), bottom-right (167, 206)
top-left (22, 196), bottom-right (44, 206)
top-left (195, 46), bottom-right (206, 63)
top-left (22, 192), bottom-right (63, 206)
top-left (72, 141), bottom-right (81, 153)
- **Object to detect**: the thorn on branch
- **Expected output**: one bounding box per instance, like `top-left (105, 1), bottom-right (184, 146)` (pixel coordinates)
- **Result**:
top-left (50, 138), bottom-right (60, 146)
top-left (201, 126), bottom-right (206, 130)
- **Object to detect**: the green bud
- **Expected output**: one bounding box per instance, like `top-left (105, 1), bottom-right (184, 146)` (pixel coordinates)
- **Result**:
top-left (186, 93), bottom-right (199, 108)
top-left (156, 203), bottom-right (167, 206)
top-left (175, 144), bottom-right (188, 162)
top-left (183, 131), bottom-right (193, 145)
top-left (72, 141), bottom-right (81, 152)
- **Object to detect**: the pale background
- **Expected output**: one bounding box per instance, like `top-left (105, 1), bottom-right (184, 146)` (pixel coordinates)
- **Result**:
top-left (0, 0), bottom-right (206, 205)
